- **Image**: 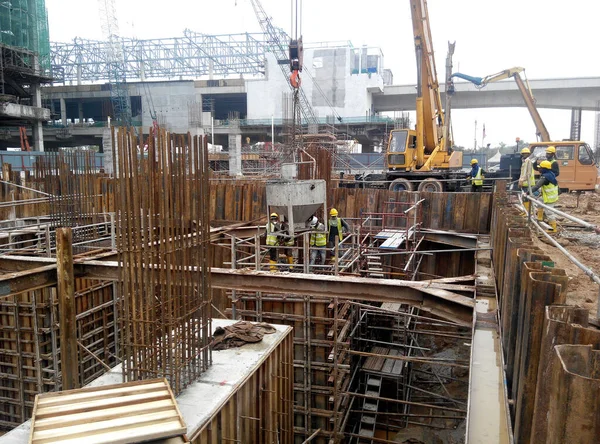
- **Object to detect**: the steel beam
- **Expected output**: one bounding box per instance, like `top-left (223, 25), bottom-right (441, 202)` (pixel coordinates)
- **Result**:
top-left (0, 256), bottom-right (474, 325)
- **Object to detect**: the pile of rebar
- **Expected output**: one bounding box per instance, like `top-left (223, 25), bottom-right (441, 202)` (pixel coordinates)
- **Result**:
top-left (113, 127), bottom-right (212, 394)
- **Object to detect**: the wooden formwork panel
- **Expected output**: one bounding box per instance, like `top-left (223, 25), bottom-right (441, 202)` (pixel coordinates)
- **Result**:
top-left (29, 378), bottom-right (186, 444)
top-left (0, 278), bottom-right (117, 430)
top-left (191, 330), bottom-right (294, 444)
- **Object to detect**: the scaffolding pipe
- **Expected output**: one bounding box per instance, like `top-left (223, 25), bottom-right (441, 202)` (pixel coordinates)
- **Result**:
top-left (523, 193), bottom-right (600, 232)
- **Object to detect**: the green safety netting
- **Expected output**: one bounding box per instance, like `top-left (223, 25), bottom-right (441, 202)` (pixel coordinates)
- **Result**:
top-left (0, 0), bottom-right (51, 73)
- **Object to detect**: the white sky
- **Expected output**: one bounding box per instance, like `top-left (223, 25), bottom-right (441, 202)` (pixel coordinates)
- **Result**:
top-left (46, 0), bottom-right (600, 148)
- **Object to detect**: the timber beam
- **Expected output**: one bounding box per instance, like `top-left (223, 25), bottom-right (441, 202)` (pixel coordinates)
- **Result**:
top-left (0, 256), bottom-right (475, 325)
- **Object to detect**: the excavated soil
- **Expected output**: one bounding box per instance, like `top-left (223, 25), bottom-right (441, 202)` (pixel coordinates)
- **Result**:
top-left (532, 192), bottom-right (600, 315)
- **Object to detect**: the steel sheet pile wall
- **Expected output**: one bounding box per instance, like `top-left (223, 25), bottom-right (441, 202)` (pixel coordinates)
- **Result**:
top-left (491, 187), bottom-right (600, 443)
top-left (113, 128), bottom-right (212, 394)
top-left (208, 183), bottom-right (493, 233)
top-left (0, 278), bottom-right (117, 429)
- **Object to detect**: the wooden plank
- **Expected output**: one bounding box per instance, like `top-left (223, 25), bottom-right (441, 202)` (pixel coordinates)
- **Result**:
top-left (30, 379), bottom-right (186, 444)
top-left (36, 381), bottom-right (168, 406)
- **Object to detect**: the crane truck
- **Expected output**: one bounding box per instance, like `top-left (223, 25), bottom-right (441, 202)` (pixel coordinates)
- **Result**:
top-left (452, 67), bottom-right (600, 192)
top-left (382, 0), bottom-right (464, 192)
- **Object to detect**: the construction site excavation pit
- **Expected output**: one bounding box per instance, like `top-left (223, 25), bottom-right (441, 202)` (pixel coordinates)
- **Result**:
top-left (207, 185), bottom-right (494, 443)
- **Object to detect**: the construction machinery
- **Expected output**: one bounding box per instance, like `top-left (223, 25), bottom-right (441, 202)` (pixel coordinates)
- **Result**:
top-left (384, 0), bottom-right (463, 192)
top-left (452, 67), bottom-right (600, 192)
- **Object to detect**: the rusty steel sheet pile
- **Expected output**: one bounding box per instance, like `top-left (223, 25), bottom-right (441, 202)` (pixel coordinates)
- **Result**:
top-left (113, 127), bottom-right (212, 394)
top-left (491, 186), bottom-right (600, 443)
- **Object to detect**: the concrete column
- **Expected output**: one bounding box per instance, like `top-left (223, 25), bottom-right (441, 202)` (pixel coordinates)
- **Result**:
top-left (60, 97), bottom-right (67, 126)
top-left (228, 133), bottom-right (242, 176)
top-left (31, 82), bottom-right (45, 152)
top-left (78, 101), bottom-right (84, 123)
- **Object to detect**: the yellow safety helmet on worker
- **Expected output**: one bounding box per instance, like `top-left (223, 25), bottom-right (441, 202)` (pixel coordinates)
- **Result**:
top-left (546, 146), bottom-right (556, 154)
top-left (470, 159), bottom-right (478, 165)
top-left (539, 160), bottom-right (552, 170)
top-left (270, 212), bottom-right (278, 219)
top-left (520, 147), bottom-right (531, 155)
top-left (330, 208), bottom-right (338, 217)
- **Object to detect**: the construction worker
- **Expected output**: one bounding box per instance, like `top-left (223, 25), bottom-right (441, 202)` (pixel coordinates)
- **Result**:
top-left (266, 212), bottom-right (281, 272)
top-left (280, 221), bottom-right (295, 270)
top-left (466, 159), bottom-right (485, 192)
top-left (530, 160), bottom-right (559, 232)
top-left (533, 146), bottom-right (560, 177)
top-left (518, 147), bottom-right (535, 213)
top-left (328, 208), bottom-right (350, 260)
top-left (308, 216), bottom-right (327, 271)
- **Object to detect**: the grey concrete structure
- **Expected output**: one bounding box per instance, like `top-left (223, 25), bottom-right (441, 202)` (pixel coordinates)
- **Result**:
top-left (373, 77), bottom-right (600, 112)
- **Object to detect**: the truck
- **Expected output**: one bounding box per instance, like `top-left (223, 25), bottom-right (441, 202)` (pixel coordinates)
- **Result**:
top-left (452, 67), bottom-right (600, 192)
top-left (382, 0), bottom-right (465, 192)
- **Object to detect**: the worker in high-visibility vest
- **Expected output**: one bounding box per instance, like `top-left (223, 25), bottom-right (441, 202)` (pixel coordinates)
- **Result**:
top-left (518, 147), bottom-right (536, 213)
top-left (466, 159), bottom-right (485, 192)
top-left (308, 216), bottom-right (327, 271)
top-left (328, 208), bottom-right (350, 247)
top-left (530, 160), bottom-right (559, 232)
top-left (533, 146), bottom-right (560, 177)
top-left (280, 221), bottom-right (295, 270)
top-left (266, 212), bottom-right (281, 271)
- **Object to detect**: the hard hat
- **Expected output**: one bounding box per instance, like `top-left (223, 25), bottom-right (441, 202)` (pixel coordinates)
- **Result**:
top-left (546, 146), bottom-right (556, 154)
top-left (470, 159), bottom-right (478, 164)
top-left (539, 160), bottom-right (552, 169)
top-left (520, 148), bottom-right (531, 154)
top-left (309, 216), bottom-right (318, 227)
top-left (270, 212), bottom-right (278, 218)
top-left (330, 208), bottom-right (338, 217)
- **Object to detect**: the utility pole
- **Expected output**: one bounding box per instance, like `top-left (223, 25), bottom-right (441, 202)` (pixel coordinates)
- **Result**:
top-left (474, 120), bottom-right (477, 150)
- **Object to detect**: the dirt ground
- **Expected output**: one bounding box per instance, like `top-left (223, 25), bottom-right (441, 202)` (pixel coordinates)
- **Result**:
top-left (531, 192), bottom-right (600, 315)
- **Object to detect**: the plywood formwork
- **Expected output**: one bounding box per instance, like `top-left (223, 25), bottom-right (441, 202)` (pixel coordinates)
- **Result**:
top-left (28, 379), bottom-right (186, 444)
top-left (0, 278), bottom-right (117, 430)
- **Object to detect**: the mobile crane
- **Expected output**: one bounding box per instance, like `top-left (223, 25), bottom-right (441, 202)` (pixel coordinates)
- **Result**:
top-left (384, 0), bottom-right (464, 192)
top-left (452, 67), bottom-right (599, 192)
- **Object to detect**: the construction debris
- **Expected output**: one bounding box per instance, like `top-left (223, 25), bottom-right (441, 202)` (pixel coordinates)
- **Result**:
top-left (212, 321), bottom-right (276, 350)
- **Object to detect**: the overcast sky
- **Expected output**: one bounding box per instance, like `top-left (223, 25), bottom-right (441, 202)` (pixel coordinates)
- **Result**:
top-left (46, 0), bottom-right (600, 149)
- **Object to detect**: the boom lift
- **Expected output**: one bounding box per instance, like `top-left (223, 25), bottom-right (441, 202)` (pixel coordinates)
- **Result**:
top-left (386, 0), bottom-right (463, 192)
top-left (452, 67), bottom-right (600, 192)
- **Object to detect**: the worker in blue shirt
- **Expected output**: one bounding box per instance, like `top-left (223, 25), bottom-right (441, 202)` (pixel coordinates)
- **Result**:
top-left (466, 159), bottom-right (485, 192)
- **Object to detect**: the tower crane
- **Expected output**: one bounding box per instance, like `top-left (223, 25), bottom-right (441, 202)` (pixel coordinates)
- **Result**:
top-left (97, 0), bottom-right (133, 128)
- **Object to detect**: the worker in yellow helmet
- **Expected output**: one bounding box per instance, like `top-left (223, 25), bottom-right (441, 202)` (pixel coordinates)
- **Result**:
top-left (518, 147), bottom-right (535, 213)
top-left (533, 146), bottom-right (560, 177)
top-left (530, 160), bottom-right (559, 232)
top-left (328, 208), bottom-right (350, 262)
top-left (266, 212), bottom-right (281, 271)
top-left (279, 220), bottom-right (295, 271)
top-left (308, 216), bottom-right (327, 272)
top-left (466, 159), bottom-right (485, 192)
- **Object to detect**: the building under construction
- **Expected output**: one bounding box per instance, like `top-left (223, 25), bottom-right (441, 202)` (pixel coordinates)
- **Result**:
top-left (0, 0), bottom-right (599, 442)
top-left (0, 125), bottom-right (595, 444)
top-left (0, 0), bottom-right (52, 152)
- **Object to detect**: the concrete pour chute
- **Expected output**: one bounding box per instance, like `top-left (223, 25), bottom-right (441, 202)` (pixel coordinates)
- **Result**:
top-left (266, 179), bottom-right (327, 234)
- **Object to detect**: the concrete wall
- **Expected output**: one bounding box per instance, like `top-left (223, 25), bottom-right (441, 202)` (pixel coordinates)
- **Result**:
top-left (246, 46), bottom-right (384, 121)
